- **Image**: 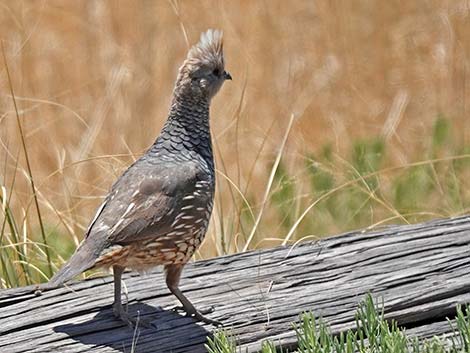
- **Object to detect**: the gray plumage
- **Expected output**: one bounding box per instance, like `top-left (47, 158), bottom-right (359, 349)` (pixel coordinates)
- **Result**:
top-left (46, 30), bottom-right (230, 326)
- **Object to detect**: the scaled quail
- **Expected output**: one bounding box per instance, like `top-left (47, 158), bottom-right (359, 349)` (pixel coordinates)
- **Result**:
top-left (46, 29), bottom-right (231, 327)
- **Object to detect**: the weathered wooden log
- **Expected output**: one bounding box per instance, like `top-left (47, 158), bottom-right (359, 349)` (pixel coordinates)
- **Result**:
top-left (1, 216), bottom-right (470, 352)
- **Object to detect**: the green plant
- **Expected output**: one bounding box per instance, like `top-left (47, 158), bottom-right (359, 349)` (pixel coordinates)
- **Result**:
top-left (206, 330), bottom-right (238, 353)
top-left (206, 294), bottom-right (470, 353)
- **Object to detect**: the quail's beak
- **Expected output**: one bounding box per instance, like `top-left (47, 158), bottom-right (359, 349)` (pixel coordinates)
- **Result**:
top-left (223, 71), bottom-right (232, 80)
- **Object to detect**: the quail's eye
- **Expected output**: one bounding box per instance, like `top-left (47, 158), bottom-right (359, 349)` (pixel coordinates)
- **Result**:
top-left (212, 68), bottom-right (220, 77)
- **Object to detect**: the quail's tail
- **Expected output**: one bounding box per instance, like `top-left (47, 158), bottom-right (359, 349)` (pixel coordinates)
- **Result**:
top-left (46, 243), bottom-right (97, 289)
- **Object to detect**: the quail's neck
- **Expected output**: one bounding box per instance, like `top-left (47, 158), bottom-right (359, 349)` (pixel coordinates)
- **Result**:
top-left (150, 93), bottom-right (214, 169)
top-left (167, 93), bottom-right (210, 128)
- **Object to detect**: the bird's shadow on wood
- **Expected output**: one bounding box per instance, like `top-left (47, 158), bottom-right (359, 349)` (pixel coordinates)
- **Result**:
top-left (54, 303), bottom-right (211, 353)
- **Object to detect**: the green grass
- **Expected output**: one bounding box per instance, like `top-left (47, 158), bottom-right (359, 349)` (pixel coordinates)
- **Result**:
top-left (206, 294), bottom-right (470, 353)
top-left (272, 117), bottom-right (469, 247)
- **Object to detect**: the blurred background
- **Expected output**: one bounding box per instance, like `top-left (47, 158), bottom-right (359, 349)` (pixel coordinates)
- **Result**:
top-left (1, 1), bottom-right (469, 287)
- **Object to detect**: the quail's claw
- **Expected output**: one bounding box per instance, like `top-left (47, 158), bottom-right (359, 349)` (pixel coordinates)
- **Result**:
top-left (197, 305), bottom-right (215, 315)
top-left (113, 305), bottom-right (155, 329)
top-left (171, 304), bottom-right (214, 315)
top-left (171, 305), bottom-right (185, 313)
top-left (174, 304), bottom-right (221, 326)
top-left (193, 311), bottom-right (223, 327)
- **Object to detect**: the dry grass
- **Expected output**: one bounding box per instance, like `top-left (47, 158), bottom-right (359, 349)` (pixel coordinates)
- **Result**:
top-left (1, 1), bottom-right (470, 287)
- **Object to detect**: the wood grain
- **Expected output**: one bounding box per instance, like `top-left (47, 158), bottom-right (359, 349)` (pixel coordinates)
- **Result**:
top-left (1, 216), bottom-right (470, 352)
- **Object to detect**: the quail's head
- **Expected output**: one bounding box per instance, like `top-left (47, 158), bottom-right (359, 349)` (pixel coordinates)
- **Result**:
top-left (176, 29), bottom-right (231, 100)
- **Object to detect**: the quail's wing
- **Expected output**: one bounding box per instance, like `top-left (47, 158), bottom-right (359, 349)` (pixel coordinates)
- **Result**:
top-left (85, 161), bottom-right (202, 246)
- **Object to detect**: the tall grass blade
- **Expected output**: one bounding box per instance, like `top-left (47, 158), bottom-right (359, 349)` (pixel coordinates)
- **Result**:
top-left (243, 113), bottom-right (295, 251)
top-left (1, 42), bottom-right (53, 278)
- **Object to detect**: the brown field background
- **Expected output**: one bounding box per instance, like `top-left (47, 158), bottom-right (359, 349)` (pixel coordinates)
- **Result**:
top-left (1, 1), bottom-right (470, 284)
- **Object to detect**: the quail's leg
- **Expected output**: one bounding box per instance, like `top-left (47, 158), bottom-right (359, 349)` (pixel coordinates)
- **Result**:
top-left (165, 264), bottom-right (222, 326)
top-left (112, 265), bottom-right (154, 329)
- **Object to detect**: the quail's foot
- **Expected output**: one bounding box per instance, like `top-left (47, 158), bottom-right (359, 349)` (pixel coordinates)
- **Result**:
top-left (172, 304), bottom-right (215, 315)
top-left (113, 303), bottom-right (155, 329)
top-left (193, 310), bottom-right (222, 326)
top-left (172, 304), bottom-right (222, 326)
